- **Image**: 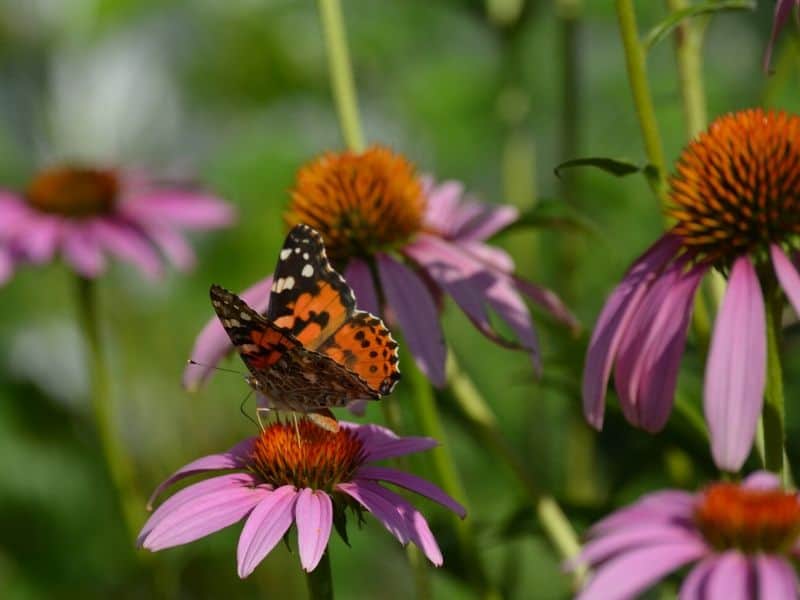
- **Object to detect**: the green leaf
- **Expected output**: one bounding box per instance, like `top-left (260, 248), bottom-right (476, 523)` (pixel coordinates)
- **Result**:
top-left (507, 198), bottom-right (599, 236)
top-left (554, 157), bottom-right (645, 179)
top-left (642, 0), bottom-right (756, 51)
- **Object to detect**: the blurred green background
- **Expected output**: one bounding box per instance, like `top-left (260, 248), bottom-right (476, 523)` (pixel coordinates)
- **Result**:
top-left (1, 1), bottom-right (799, 598)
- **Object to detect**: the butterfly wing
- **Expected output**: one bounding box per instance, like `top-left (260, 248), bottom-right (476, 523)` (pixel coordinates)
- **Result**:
top-left (210, 284), bottom-right (300, 374)
top-left (266, 223), bottom-right (355, 349)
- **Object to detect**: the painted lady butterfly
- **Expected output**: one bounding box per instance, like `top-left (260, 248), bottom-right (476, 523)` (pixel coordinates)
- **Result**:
top-left (210, 224), bottom-right (400, 431)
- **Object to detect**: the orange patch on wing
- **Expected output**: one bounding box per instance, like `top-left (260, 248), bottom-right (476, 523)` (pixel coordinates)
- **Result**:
top-left (246, 327), bottom-right (297, 368)
top-left (293, 284), bottom-right (350, 350)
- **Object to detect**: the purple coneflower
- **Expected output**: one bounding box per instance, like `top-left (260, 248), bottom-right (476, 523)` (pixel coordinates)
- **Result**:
top-left (184, 145), bottom-right (576, 389)
top-left (138, 419), bottom-right (465, 576)
top-left (583, 109), bottom-right (800, 471)
top-left (0, 165), bottom-right (234, 281)
top-left (765, 0), bottom-right (799, 71)
top-left (575, 472), bottom-right (800, 599)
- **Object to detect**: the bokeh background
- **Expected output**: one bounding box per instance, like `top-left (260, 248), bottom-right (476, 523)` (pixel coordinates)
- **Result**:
top-left (1, 1), bottom-right (798, 598)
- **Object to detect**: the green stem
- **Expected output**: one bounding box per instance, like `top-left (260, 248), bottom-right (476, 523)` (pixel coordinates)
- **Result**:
top-left (407, 358), bottom-right (498, 598)
top-left (666, 0), bottom-right (707, 139)
top-left (446, 354), bottom-right (586, 588)
top-left (74, 276), bottom-right (142, 538)
top-left (614, 0), bottom-right (668, 203)
top-left (305, 551), bottom-right (334, 600)
top-left (763, 291), bottom-right (787, 485)
top-left (317, 0), bottom-right (365, 152)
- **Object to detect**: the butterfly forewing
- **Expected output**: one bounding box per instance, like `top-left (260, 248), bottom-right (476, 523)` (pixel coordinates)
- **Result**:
top-left (267, 224), bottom-right (355, 350)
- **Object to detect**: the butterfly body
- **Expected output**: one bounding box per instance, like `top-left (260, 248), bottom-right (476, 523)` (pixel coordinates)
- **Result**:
top-left (209, 224), bottom-right (400, 421)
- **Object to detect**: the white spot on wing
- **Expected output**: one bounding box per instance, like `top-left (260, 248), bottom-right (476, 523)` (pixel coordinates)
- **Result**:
top-left (301, 264), bottom-right (314, 277)
top-left (240, 311), bottom-right (252, 321)
top-left (280, 249), bottom-right (292, 260)
top-left (284, 276), bottom-right (295, 290)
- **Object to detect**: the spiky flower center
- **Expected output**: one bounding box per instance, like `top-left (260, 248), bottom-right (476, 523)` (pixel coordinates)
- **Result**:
top-left (284, 146), bottom-right (425, 262)
top-left (26, 166), bottom-right (118, 217)
top-left (668, 109), bottom-right (800, 266)
top-left (248, 420), bottom-right (366, 491)
top-left (694, 483), bottom-right (800, 554)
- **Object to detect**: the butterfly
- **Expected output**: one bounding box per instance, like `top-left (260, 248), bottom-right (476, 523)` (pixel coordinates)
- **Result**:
top-left (210, 223), bottom-right (400, 431)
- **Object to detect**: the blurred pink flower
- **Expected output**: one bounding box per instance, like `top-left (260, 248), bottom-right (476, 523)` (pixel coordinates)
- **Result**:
top-left (765, 0), bottom-right (799, 71)
top-left (184, 146), bottom-right (577, 390)
top-left (573, 472), bottom-right (800, 600)
top-left (138, 419), bottom-right (465, 576)
top-left (583, 109), bottom-right (800, 471)
top-left (0, 165), bottom-right (234, 281)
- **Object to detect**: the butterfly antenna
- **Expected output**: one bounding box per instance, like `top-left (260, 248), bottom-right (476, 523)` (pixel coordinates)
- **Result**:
top-left (236, 390), bottom-right (258, 428)
top-left (187, 359), bottom-right (246, 377)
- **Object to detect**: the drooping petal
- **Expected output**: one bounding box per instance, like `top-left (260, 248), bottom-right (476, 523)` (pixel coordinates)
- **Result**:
top-left (451, 200), bottom-right (519, 242)
top-left (343, 422), bottom-right (437, 461)
top-left (704, 256), bottom-right (766, 472)
top-left (485, 276), bottom-right (542, 373)
top-left (764, 0), bottom-right (797, 72)
top-left (355, 466), bottom-right (466, 517)
top-left (513, 276), bottom-right (581, 332)
top-left (295, 488), bottom-right (333, 572)
top-left (576, 540), bottom-right (707, 600)
top-left (679, 556), bottom-right (718, 600)
top-left (588, 491), bottom-right (697, 536)
top-left (423, 179), bottom-right (464, 235)
top-left (139, 473), bottom-right (267, 551)
top-left (134, 220), bottom-right (197, 271)
top-left (459, 240), bottom-right (515, 272)
top-left (771, 244), bottom-right (800, 318)
top-left (336, 481), bottom-right (410, 545)
top-left (704, 551), bottom-right (751, 600)
top-left (123, 191), bottom-right (236, 229)
top-left (579, 524), bottom-right (705, 567)
top-left (755, 555), bottom-right (798, 600)
top-left (742, 470), bottom-right (782, 491)
top-left (146, 438), bottom-right (257, 509)
top-left (614, 261), bottom-right (705, 432)
top-left (183, 275), bottom-right (274, 390)
top-left (13, 214), bottom-right (62, 263)
top-left (61, 222), bottom-right (106, 277)
top-left (237, 486), bottom-right (299, 579)
top-left (583, 234), bottom-right (682, 429)
top-left (377, 253), bottom-right (446, 386)
top-left (345, 258), bottom-right (379, 316)
top-left (91, 218), bottom-right (163, 279)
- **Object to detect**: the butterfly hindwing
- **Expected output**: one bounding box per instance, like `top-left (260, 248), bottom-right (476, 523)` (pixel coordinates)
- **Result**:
top-left (315, 311), bottom-right (401, 395)
top-left (210, 284), bottom-right (300, 372)
top-left (266, 224), bottom-right (355, 349)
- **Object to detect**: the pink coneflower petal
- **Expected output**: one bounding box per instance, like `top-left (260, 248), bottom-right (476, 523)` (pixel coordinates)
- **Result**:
top-left (135, 220), bottom-right (197, 271)
top-left (62, 223), bottom-right (106, 277)
top-left (183, 275), bottom-right (274, 390)
top-left (422, 178), bottom-right (464, 234)
top-left (237, 485), bottom-right (299, 579)
top-left (771, 244), bottom-right (800, 317)
top-left (704, 256), bottom-right (766, 472)
top-left (460, 240), bottom-right (515, 272)
top-left (706, 551), bottom-right (750, 600)
top-left (764, 0), bottom-right (797, 72)
top-left (742, 471), bottom-right (782, 490)
top-left (614, 261), bottom-right (705, 432)
top-left (295, 488), bottom-right (333, 572)
top-left (336, 481), bottom-right (411, 544)
top-left (147, 438), bottom-right (256, 508)
top-left (485, 276), bottom-right (542, 373)
top-left (346, 423), bottom-right (437, 461)
top-left (576, 540), bottom-right (707, 600)
top-left (513, 276), bottom-right (581, 331)
top-left (91, 219), bottom-right (163, 279)
top-left (679, 556), bottom-right (718, 600)
top-left (579, 525), bottom-right (703, 566)
top-left (0, 248), bottom-right (13, 285)
top-left (140, 473), bottom-right (267, 551)
top-left (582, 234), bottom-right (682, 430)
top-left (377, 252), bottom-right (446, 386)
top-left (124, 191), bottom-right (236, 229)
top-left (755, 555), bottom-right (798, 599)
top-left (450, 201), bottom-right (519, 242)
top-left (356, 466), bottom-right (466, 517)
top-left (15, 215), bottom-right (61, 263)
top-left (372, 481), bottom-right (444, 566)
top-left (589, 491), bottom-right (696, 535)
top-left (345, 258), bottom-right (380, 315)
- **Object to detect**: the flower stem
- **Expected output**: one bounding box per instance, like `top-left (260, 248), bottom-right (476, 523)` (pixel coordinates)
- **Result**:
top-left (446, 353), bottom-right (586, 588)
top-left (305, 551), bottom-right (334, 600)
top-left (74, 276), bottom-right (142, 538)
top-left (763, 291), bottom-right (788, 485)
top-left (407, 358), bottom-right (498, 598)
top-left (317, 0), bottom-right (365, 152)
top-left (666, 0), bottom-right (707, 139)
top-left (614, 0), bottom-right (668, 203)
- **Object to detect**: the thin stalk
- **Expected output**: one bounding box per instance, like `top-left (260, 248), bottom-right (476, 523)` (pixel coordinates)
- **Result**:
top-left (305, 551), bottom-right (334, 600)
top-left (615, 0), bottom-right (668, 203)
top-left (763, 291), bottom-right (787, 485)
top-left (74, 276), bottom-right (142, 538)
top-left (446, 354), bottom-right (586, 588)
top-left (666, 0), bottom-right (707, 139)
top-left (317, 0), bottom-right (365, 152)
